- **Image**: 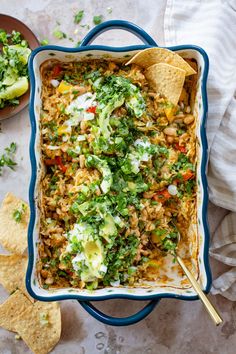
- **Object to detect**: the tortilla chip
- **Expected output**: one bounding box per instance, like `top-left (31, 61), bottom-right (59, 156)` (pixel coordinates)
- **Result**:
top-left (15, 302), bottom-right (61, 354)
top-left (145, 63), bottom-right (186, 105)
top-left (0, 254), bottom-right (28, 294)
top-left (0, 290), bottom-right (32, 332)
top-left (126, 48), bottom-right (196, 76)
top-left (0, 193), bottom-right (29, 254)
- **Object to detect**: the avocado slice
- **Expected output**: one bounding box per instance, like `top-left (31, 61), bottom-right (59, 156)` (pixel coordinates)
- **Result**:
top-left (99, 214), bottom-right (117, 242)
top-left (86, 155), bottom-right (112, 194)
top-left (97, 95), bottom-right (125, 139)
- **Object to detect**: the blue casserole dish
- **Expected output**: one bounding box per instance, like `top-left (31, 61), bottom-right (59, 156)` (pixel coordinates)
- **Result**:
top-left (26, 20), bottom-right (211, 326)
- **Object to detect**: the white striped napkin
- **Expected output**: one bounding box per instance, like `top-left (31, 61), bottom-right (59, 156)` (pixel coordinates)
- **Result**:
top-left (164, 0), bottom-right (236, 300)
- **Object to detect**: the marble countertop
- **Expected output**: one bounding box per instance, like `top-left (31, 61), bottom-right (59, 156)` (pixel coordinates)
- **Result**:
top-left (0, 1), bottom-right (235, 353)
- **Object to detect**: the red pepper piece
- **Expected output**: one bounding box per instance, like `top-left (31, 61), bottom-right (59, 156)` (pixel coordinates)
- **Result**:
top-left (153, 189), bottom-right (171, 202)
top-left (175, 143), bottom-right (187, 153)
top-left (182, 170), bottom-right (194, 181)
top-left (86, 106), bottom-right (97, 114)
top-left (52, 65), bottom-right (62, 77)
top-left (44, 156), bottom-right (67, 173)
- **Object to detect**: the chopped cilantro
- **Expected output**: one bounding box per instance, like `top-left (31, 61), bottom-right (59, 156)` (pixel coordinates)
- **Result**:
top-left (93, 15), bottom-right (103, 25)
top-left (11, 30), bottom-right (22, 44)
top-left (74, 10), bottom-right (84, 24)
top-left (0, 29), bottom-right (8, 44)
top-left (12, 203), bottom-right (27, 223)
top-left (53, 29), bottom-right (67, 39)
top-left (0, 142), bottom-right (17, 175)
top-left (40, 39), bottom-right (49, 46)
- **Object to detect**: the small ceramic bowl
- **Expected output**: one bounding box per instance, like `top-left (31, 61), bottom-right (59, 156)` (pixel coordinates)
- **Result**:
top-left (0, 14), bottom-right (39, 121)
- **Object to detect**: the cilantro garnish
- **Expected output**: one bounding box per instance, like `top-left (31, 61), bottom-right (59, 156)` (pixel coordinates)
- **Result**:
top-left (93, 15), bottom-right (103, 25)
top-left (53, 29), bottom-right (67, 39)
top-left (40, 39), bottom-right (49, 46)
top-left (12, 203), bottom-right (27, 223)
top-left (0, 142), bottom-right (17, 175)
top-left (74, 10), bottom-right (84, 24)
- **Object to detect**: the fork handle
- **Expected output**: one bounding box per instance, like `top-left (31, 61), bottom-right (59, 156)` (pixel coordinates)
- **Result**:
top-left (176, 256), bottom-right (223, 326)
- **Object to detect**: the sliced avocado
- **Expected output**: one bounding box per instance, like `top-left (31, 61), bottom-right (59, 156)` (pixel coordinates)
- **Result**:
top-left (86, 155), bottom-right (112, 194)
top-left (98, 95), bottom-right (125, 139)
top-left (0, 76), bottom-right (28, 100)
top-left (77, 201), bottom-right (90, 216)
top-left (127, 181), bottom-right (136, 192)
top-left (99, 214), bottom-right (117, 242)
top-left (125, 88), bottom-right (145, 118)
top-left (81, 239), bottom-right (105, 282)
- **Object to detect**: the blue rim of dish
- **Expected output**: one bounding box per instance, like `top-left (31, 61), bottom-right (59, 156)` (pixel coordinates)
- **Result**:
top-left (26, 24), bottom-right (211, 305)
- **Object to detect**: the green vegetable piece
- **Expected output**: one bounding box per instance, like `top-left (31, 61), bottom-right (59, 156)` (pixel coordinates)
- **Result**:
top-left (0, 142), bottom-right (17, 175)
top-left (6, 45), bottom-right (31, 65)
top-left (86, 155), bottom-right (112, 194)
top-left (53, 29), bottom-right (67, 39)
top-left (11, 31), bottom-right (22, 44)
top-left (2, 67), bottom-right (18, 86)
top-left (98, 96), bottom-right (125, 138)
top-left (0, 29), bottom-right (8, 45)
top-left (99, 214), bottom-right (117, 242)
top-left (74, 10), bottom-right (84, 24)
top-left (40, 39), bottom-right (49, 46)
top-left (93, 15), bottom-right (103, 25)
top-left (94, 75), bottom-right (145, 138)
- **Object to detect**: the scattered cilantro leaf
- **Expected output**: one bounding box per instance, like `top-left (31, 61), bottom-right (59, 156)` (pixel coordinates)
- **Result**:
top-left (0, 142), bottom-right (17, 175)
top-left (74, 10), bottom-right (84, 24)
top-left (11, 30), bottom-right (22, 44)
top-left (12, 203), bottom-right (27, 223)
top-left (0, 29), bottom-right (8, 44)
top-left (53, 29), bottom-right (67, 39)
top-left (93, 15), bottom-right (103, 25)
top-left (40, 39), bottom-right (49, 46)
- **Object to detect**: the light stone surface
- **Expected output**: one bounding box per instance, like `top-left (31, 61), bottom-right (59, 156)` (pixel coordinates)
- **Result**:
top-left (0, 1), bottom-right (235, 353)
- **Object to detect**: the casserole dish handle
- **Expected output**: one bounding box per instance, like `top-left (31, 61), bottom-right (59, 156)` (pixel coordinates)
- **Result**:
top-left (80, 19), bottom-right (157, 46)
top-left (79, 299), bottom-right (159, 326)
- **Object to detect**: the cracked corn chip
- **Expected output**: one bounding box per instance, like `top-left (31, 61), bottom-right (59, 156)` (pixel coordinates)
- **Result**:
top-left (0, 254), bottom-right (28, 294)
top-left (15, 302), bottom-right (61, 354)
top-left (0, 290), bottom-right (32, 332)
top-left (0, 192), bottom-right (29, 254)
top-left (145, 63), bottom-right (186, 106)
top-left (125, 47), bottom-right (196, 76)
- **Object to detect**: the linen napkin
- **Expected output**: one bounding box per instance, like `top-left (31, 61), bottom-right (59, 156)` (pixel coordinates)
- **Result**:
top-left (164, 0), bottom-right (236, 299)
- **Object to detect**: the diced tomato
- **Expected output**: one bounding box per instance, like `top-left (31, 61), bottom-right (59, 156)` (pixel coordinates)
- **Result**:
top-left (44, 156), bottom-right (67, 173)
top-left (153, 189), bottom-right (171, 202)
top-left (175, 143), bottom-right (187, 153)
top-left (55, 156), bottom-right (67, 173)
top-left (182, 170), bottom-right (194, 181)
top-left (86, 106), bottom-right (97, 114)
top-left (44, 158), bottom-right (57, 166)
top-left (52, 65), bottom-right (62, 77)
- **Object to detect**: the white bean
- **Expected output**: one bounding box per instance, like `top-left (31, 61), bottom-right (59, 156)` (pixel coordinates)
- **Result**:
top-left (184, 114), bottom-right (195, 125)
top-left (163, 127), bottom-right (177, 136)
